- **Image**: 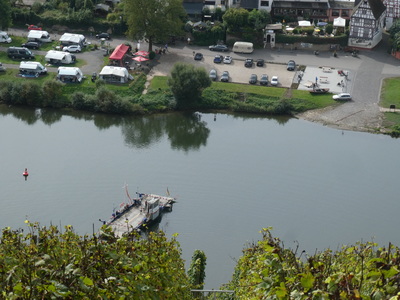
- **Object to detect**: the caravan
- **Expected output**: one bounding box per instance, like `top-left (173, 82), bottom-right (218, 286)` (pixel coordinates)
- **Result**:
top-left (45, 50), bottom-right (76, 65)
top-left (19, 61), bottom-right (47, 77)
top-left (233, 42), bottom-right (254, 54)
top-left (57, 67), bottom-right (83, 83)
top-left (0, 31), bottom-right (12, 43)
top-left (27, 30), bottom-right (52, 43)
top-left (59, 33), bottom-right (86, 47)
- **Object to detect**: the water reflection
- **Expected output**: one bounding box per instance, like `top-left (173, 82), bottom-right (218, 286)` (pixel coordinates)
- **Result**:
top-left (0, 105), bottom-right (291, 152)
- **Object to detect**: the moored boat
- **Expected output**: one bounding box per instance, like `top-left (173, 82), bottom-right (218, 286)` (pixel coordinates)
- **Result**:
top-left (102, 189), bottom-right (175, 237)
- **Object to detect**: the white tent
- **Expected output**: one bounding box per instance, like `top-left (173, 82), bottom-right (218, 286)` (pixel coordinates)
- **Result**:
top-left (99, 66), bottom-right (133, 83)
top-left (45, 50), bottom-right (74, 64)
top-left (298, 20), bottom-right (312, 27)
top-left (334, 17), bottom-right (346, 27)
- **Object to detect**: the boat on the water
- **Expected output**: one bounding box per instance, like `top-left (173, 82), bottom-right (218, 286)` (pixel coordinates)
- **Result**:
top-left (102, 189), bottom-right (175, 237)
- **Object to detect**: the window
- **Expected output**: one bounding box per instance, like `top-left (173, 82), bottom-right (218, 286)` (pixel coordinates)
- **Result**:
top-left (332, 10), bottom-right (339, 16)
top-left (261, 0), bottom-right (269, 6)
top-left (341, 11), bottom-right (348, 17)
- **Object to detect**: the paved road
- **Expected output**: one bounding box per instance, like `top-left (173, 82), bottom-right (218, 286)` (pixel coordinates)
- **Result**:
top-left (3, 28), bottom-right (400, 132)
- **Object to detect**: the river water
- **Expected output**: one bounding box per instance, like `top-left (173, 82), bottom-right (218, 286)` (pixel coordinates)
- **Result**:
top-left (1, 105), bottom-right (400, 288)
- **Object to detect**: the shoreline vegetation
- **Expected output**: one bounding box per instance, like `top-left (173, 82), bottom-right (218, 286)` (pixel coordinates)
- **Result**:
top-left (2, 66), bottom-right (400, 137)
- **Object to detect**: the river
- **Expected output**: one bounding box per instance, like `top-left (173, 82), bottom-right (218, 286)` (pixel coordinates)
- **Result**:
top-left (1, 105), bottom-right (400, 289)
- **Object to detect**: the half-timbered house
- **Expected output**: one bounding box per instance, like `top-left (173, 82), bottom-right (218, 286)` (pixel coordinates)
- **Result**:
top-left (348, 0), bottom-right (386, 49)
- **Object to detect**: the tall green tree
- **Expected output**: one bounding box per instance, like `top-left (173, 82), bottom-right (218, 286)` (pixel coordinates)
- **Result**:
top-left (124, 0), bottom-right (186, 51)
top-left (222, 8), bottom-right (249, 33)
top-left (167, 63), bottom-right (211, 108)
top-left (248, 9), bottom-right (271, 31)
top-left (0, 0), bottom-right (12, 30)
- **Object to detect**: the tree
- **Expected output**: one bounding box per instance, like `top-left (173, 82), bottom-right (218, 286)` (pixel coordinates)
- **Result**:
top-left (187, 250), bottom-right (207, 289)
top-left (124, 0), bottom-right (186, 51)
top-left (222, 8), bottom-right (249, 33)
top-left (167, 63), bottom-right (211, 108)
top-left (248, 9), bottom-right (271, 31)
top-left (0, 0), bottom-right (12, 30)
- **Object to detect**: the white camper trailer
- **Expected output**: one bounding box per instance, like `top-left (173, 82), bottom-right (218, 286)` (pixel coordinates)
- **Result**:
top-left (27, 30), bottom-right (51, 43)
top-left (57, 67), bottom-right (83, 83)
top-left (59, 33), bottom-right (86, 46)
top-left (99, 66), bottom-right (133, 83)
top-left (45, 50), bottom-right (75, 65)
top-left (19, 61), bottom-right (47, 77)
top-left (0, 31), bottom-right (12, 43)
top-left (232, 41), bottom-right (254, 54)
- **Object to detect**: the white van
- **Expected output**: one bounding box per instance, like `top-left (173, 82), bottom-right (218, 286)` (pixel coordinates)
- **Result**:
top-left (0, 31), bottom-right (12, 43)
top-left (233, 41), bottom-right (254, 54)
top-left (19, 61), bottom-right (47, 76)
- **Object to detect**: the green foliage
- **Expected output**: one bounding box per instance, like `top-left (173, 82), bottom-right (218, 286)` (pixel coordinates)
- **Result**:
top-left (276, 33), bottom-right (348, 45)
top-left (224, 228), bottom-right (400, 299)
top-left (188, 250), bottom-right (207, 289)
top-left (223, 8), bottom-right (249, 33)
top-left (124, 0), bottom-right (187, 51)
top-left (248, 9), bottom-right (271, 31)
top-left (326, 24), bottom-right (334, 34)
top-left (167, 63), bottom-right (211, 109)
top-left (42, 79), bottom-right (65, 107)
top-left (0, 0), bottom-right (13, 30)
top-left (0, 222), bottom-right (192, 299)
top-left (129, 73), bottom-right (147, 94)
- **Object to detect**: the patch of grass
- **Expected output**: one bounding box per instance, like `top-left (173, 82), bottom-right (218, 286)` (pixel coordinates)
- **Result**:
top-left (381, 77), bottom-right (400, 108)
top-left (149, 76), bottom-right (169, 90)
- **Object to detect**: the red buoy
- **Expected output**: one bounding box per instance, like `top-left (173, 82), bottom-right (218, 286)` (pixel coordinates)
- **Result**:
top-left (23, 168), bottom-right (29, 177)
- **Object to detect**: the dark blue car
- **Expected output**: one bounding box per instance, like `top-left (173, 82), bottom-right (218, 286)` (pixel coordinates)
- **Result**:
top-left (214, 55), bottom-right (223, 63)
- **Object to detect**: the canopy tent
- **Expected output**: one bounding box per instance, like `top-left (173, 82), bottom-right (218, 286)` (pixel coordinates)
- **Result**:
top-left (298, 20), bottom-right (312, 27)
top-left (109, 44), bottom-right (130, 66)
top-left (334, 17), bottom-right (346, 27)
top-left (134, 50), bottom-right (149, 57)
top-left (133, 56), bottom-right (149, 62)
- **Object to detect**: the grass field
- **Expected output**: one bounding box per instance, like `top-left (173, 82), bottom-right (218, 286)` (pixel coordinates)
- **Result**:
top-left (381, 77), bottom-right (400, 108)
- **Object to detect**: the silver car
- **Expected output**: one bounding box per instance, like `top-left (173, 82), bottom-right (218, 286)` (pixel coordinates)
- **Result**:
top-left (209, 69), bottom-right (217, 81)
top-left (220, 71), bottom-right (229, 82)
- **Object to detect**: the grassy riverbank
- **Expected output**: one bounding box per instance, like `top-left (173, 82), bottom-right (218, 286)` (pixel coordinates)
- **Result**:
top-left (380, 77), bottom-right (400, 136)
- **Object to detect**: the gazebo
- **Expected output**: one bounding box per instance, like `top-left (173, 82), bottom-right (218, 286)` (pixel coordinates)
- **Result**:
top-left (109, 44), bottom-right (130, 66)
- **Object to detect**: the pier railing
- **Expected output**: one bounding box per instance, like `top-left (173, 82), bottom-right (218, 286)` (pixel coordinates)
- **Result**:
top-left (190, 289), bottom-right (235, 299)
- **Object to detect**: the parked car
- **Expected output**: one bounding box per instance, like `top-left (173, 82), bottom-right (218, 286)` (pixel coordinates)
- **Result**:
top-left (256, 59), bottom-right (265, 67)
top-left (223, 56), bottom-right (233, 64)
top-left (7, 47), bottom-right (35, 60)
top-left (209, 69), bottom-right (217, 81)
top-left (271, 76), bottom-right (279, 86)
top-left (287, 60), bottom-right (296, 71)
top-left (28, 25), bottom-right (42, 31)
top-left (214, 55), bottom-right (223, 63)
top-left (209, 44), bottom-right (229, 52)
top-left (260, 74), bottom-right (268, 85)
top-left (96, 33), bottom-right (110, 40)
top-left (244, 58), bottom-right (253, 68)
top-left (332, 93), bottom-right (352, 101)
top-left (194, 53), bottom-right (203, 60)
top-left (249, 74), bottom-right (257, 84)
top-left (63, 45), bottom-right (82, 53)
top-left (220, 71), bottom-right (229, 82)
top-left (21, 41), bottom-right (40, 49)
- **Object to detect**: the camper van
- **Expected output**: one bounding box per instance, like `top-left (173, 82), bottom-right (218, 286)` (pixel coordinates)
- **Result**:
top-left (7, 47), bottom-right (35, 60)
top-left (45, 50), bottom-right (76, 65)
top-left (57, 67), bottom-right (83, 83)
top-left (19, 61), bottom-right (47, 77)
top-left (232, 42), bottom-right (254, 54)
top-left (0, 31), bottom-right (12, 43)
top-left (27, 30), bottom-right (51, 43)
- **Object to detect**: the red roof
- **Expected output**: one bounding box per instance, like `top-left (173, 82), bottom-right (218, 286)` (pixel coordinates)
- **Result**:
top-left (109, 44), bottom-right (130, 60)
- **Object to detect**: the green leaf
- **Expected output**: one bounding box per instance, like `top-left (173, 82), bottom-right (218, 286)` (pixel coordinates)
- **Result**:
top-left (300, 273), bottom-right (315, 290)
top-left (382, 267), bottom-right (398, 279)
top-left (81, 277), bottom-right (94, 286)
